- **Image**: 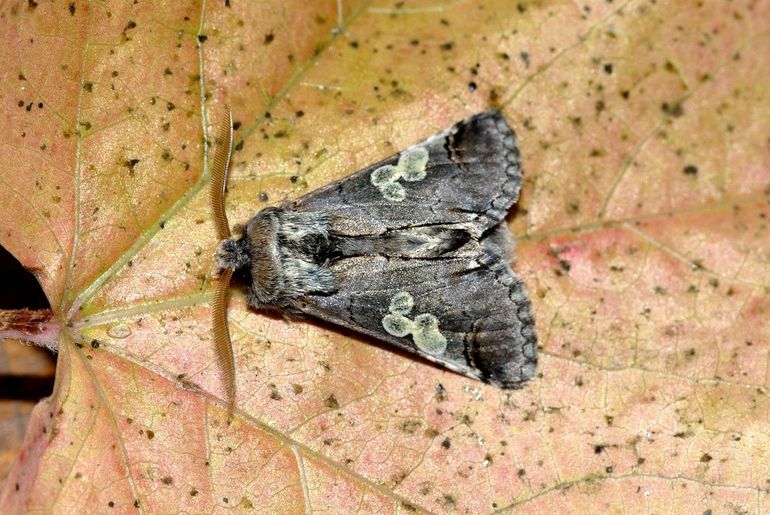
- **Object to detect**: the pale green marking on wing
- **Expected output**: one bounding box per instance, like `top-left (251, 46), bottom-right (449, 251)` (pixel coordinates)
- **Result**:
top-left (370, 146), bottom-right (430, 201)
top-left (381, 291), bottom-right (447, 355)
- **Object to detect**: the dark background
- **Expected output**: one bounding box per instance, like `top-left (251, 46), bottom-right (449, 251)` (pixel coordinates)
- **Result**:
top-left (0, 245), bottom-right (56, 483)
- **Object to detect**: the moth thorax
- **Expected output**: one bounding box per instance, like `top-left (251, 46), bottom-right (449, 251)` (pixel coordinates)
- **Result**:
top-left (216, 236), bottom-right (250, 271)
top-left (243, 207), bottom-right (336, 308)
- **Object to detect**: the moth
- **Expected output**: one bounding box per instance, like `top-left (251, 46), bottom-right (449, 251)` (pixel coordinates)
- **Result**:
top-left (210, 108), bottom-right (537, 408)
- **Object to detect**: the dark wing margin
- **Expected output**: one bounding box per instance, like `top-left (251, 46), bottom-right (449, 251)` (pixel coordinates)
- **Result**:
top-left (443, 111), bottom-right (523, 226)
top-left (292, 111), bottom-right (523, 237)
top-left (295, 225), bottom-right (537, 388)
top-left (468, 225), bottom-right (537, 387)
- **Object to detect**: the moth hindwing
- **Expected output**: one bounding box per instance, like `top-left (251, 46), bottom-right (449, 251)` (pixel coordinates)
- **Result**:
top-left (215, 111), bottom-right (537, 389)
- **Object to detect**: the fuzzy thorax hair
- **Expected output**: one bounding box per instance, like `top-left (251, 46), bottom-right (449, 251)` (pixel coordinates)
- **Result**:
top-left (216, 207), bottom-right (336, 309)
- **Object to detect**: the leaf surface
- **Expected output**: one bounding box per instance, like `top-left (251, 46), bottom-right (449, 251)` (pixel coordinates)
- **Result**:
top-left (1, 0), bottom-right (769, 512)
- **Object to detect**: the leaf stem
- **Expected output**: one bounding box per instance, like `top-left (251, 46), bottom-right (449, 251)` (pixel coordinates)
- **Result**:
top-left (0, 309), bottom-right (59, 351)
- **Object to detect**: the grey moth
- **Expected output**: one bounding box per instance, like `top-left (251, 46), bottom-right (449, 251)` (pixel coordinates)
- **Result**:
top-left (211, 108), bottom-right (537, 407)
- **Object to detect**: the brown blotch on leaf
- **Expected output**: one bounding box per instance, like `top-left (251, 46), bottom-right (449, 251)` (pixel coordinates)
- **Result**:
top-left (400, 420), bottom-right (421, 434)
top-left (661, 101), bottom-right (684, 118)
top-left (488, 87), bottom-right (502, 108)
top-left (123, 158), bottom-right (140, 176)
top-left (595, 100), bottom-right (605, 114)
top-left (589, 148), bottom-right (605, 158)
top-left (324, 394), bottom-right (340, 409)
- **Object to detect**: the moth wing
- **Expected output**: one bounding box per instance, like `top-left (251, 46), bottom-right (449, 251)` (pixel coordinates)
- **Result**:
top-left (291, 111), bottom-right (522, 236)
top-left (294, 225), bottom-right (537, 388)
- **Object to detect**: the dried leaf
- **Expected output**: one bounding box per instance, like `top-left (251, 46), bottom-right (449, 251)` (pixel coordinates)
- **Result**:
top-left (1, 0), bottom-right (769, 512)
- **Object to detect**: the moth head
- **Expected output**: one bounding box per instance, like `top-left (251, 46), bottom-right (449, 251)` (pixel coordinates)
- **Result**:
top-left (216, 235), bottom-right (250, 272)
top-left (209, 105), bottom-right (236, 414)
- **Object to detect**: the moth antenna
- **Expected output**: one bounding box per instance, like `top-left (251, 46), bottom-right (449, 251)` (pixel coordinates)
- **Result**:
top-left (211, 105), bottom-right (233, 241)
top-left (211, 106), bottom-right (235, 415)
top-left (213, 266), bottom-right (236, 414)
